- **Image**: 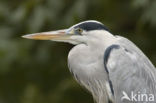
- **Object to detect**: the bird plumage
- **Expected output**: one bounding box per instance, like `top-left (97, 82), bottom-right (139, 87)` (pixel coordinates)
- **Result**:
top-left (23, 20), bottom-right (156, 103)
top-left (68, 21), bottom-right (156, 103)
top-left (107, 36), bottom-right (156, 103)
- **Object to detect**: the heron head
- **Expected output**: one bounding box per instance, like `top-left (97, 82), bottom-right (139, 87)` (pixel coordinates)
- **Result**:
top-left (22, 20), bottom-right (109, 45)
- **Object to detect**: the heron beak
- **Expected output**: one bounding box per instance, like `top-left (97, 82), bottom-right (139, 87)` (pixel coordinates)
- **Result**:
top-left (22, 29), bottom-right (72, 40)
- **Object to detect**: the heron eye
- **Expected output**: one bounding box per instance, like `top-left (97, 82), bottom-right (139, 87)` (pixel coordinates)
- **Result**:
top-left (75, 28), bottom-right (83, 34)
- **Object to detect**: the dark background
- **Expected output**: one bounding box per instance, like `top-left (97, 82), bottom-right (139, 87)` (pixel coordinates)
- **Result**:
top-left (0, 0), bottom-right (156, 103)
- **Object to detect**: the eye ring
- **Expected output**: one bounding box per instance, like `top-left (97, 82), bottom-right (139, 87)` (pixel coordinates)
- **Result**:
top-left (75, 28), bottom-right (83, 34)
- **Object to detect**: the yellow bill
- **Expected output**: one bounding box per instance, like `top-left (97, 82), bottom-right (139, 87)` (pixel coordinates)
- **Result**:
top-left (22, 29), bottom-right (70, 40)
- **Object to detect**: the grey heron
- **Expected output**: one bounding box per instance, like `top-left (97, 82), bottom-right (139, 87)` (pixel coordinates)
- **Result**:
top-left (22, 20), bottom-right (156, 103)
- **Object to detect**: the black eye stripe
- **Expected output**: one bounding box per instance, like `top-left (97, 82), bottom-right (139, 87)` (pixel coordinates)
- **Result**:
top-left (74, 22), bottom-right (109, 31)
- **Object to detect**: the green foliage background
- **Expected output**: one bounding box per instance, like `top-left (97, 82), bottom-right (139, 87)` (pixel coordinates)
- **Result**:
top-left (0, 0), bottom-right (156, 103)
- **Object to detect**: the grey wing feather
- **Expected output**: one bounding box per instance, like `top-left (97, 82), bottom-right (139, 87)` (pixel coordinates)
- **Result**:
top-left (106, 36), bottom-right (156, 103)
